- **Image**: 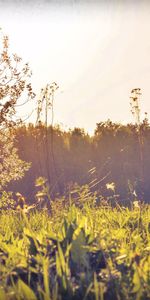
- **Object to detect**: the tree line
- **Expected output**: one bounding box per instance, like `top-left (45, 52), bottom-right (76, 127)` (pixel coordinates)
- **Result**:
top-left (7, 118), bottom-right (150, 205)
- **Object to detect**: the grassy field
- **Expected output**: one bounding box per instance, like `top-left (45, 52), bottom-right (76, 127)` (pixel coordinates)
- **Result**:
top-left (0, 200), bottom-right (150, 300)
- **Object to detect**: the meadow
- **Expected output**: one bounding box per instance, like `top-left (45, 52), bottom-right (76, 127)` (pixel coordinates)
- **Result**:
top-left (0, 194), bottom-right (149, 300)
top-left (0, 28), bottom-right (150, 300)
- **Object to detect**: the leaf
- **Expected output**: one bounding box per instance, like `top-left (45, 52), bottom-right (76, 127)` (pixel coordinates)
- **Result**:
top-left (24, 229), bottom-right (39, 256)
top-left (71, 229), bottom-right (89, 270)
top-left (132, 270), bottom-right (141, 293)
top-left (116, 254), bottom-right (127, 261)
top-left (17, 279), bottom-right (37, 300)
top-left (57, 242), bottom-right (66, 274)
top-left (43, 258), bottom-right (51, 300)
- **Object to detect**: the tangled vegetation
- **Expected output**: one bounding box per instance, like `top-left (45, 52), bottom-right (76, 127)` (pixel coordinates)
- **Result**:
top-left (0, 197), bottom-right (149, 300)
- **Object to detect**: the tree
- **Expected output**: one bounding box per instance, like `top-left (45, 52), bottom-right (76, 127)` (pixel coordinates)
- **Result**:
top-left (0, 32), bottom-right (35, 128)
top-left (0, 31), bottom-right (35, 190)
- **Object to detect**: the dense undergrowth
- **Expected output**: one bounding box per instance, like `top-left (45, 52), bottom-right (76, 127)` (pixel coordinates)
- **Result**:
top-left (0, 200), bottom-right (150, 300)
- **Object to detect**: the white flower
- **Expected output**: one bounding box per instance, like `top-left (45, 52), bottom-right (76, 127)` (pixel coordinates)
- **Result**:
top-left (106, 182), bottom-right (115, 192)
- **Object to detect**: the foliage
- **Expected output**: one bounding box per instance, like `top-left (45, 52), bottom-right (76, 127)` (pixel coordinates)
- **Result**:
top-left (0, 129), bottom-right (30, 191)
top-left (0, 200), bottom-right (149, 300)
top-left (0, 190), bottom-right (15, 209)
top-left (10, 120), bottom-right (150, 204)
top-left (0, 31), bottom-right (35, 128)
top-left (0, 31), bottom-right (34, 196)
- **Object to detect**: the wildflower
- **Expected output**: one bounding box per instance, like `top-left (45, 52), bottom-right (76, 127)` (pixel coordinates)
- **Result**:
top-left (133, 190), bottom-right (137, 197)
top-left (106, 182), bottom-right (115, 192)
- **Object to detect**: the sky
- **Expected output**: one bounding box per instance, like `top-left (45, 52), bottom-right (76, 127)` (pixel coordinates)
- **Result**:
top-left (0, 0), bottom-right (150, 134)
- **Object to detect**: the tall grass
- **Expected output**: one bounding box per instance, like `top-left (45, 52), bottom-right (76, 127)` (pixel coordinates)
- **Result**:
top-left (0, 199), bottom-right (149, 300)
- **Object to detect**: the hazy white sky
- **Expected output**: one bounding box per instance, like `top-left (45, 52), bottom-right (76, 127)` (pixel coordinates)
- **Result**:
top-left (0, 0), bottom-right (150, 134)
